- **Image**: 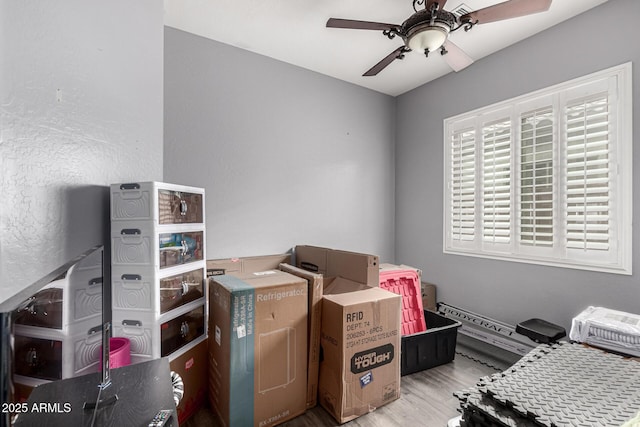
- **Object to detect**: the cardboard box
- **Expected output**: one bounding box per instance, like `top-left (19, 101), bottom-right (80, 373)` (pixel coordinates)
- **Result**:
top-left (207, 253), bottom-right (291, 277)
top-left (170, 339), bottom-right (208, 424)
top-left (208, 270), bottom-right (308, 427)
top-left (294, 245), bottom-right (379, 288)
top-left (422, 282), bottom-right (437, 312)
top-left (277, 263), bottom-right (323, 409)
top-left (318, 281), bottom-right (401, 424)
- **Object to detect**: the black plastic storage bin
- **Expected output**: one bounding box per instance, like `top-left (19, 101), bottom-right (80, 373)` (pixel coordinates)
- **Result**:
top-left (401, 310), bottom-right (461, 376)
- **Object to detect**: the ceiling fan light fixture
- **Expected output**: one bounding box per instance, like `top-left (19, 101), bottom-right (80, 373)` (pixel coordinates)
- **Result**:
top-left (327, 0), bottom-right (555, 76)
top-left (407, 24), bottom-right (449, 52)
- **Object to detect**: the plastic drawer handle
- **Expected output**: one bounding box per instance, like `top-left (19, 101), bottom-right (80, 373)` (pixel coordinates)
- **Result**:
top-left (120, 183), bottom-right (140, 190)
top-left (26, 348), bottom-right (38, 366)
top-left (122, 320), bottom-right (142, 327)
top-left (180, 321), bottom-right (189, 338)
top-left (181, 281), bottom-right (189, 296)
top-left (88, 325), bottom-right (103, 335)
top-left (121, 229), bottom-right (141, 236)
top-left (180, 199), bottom-right (188, 216)
top-left (121, 274), bottom-right (142, 281)
top-left (89, 277), bottom-right (103, 286)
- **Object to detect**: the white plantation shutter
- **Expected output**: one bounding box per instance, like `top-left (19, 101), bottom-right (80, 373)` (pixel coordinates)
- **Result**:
top-left (520, 107), bottom-right (554, 247)
top-left (450, 129), bottom-right (476, 242)
top-left (565, 95), bottom-right (610, 251)
top-left (482, 119), bottom-right (511, 244)
top-left (444, 63), bottom-right (631, 274)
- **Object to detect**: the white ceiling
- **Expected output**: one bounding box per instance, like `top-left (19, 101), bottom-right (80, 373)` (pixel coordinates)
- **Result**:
top-left (164, 0), bottom-right (608, 96)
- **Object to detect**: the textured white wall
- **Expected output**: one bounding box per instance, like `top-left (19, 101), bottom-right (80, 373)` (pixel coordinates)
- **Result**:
top-left (164, 29), bottom-right (396, 262)
top-left (0, 1), bottom-right (164, 305)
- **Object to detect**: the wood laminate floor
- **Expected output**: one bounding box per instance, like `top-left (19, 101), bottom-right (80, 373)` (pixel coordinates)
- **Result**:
top-left (183, 342), bottom-right (508, 427)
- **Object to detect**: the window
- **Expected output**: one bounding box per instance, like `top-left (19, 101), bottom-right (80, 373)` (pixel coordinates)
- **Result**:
top-left (444, 63), bottom-right (632, 274)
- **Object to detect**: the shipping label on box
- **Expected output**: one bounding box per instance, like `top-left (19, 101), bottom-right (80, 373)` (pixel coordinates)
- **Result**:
top-left (318, 284), bottom-right (401, 424)
top-left (208, 271), bottom-right (308, 427)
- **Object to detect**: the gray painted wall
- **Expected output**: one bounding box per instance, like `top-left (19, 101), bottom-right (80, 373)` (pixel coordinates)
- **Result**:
top-left (395, 0), bottom-right (639, 332)
top-left (0, 1), bottom-right (164, 306)
top-left (164, 28), bottom-right (396, 262)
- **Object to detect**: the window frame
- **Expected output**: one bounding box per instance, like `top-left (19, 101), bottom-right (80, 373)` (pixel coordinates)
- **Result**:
top-left (443, 62), bottom-right (632, 275)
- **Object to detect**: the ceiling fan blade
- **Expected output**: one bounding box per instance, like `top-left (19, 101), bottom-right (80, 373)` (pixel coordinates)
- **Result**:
top-left (461, 0), bottom-right (552, 25)
top-left (442, 40), bottom-right (473, 72)
top-left (326, 18), bottom-right (399, 31)
top-left (363, 46), bottom-right (408, 76)
top-left (426, 0), bottom-right (448, 10)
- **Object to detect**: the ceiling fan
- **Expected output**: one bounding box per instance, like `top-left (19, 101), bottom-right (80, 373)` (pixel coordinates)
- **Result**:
top-left (326, 0), bottom-right (552, 76)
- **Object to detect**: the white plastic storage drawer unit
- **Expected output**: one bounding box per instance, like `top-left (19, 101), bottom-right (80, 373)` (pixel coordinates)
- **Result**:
top-left (112, 265), bottom-right (204, 315)
top-left (112, 300), bottom-right (206, 362)
top-left (110, 181), bottom-right (207, 363)
top-left (13, 319), bottom-right (103, 381)
top-left (111, 223), bottom-right (204, 269)
top-left (111, 181), bottom-right (204, 224)
top-left (12, 247), bottom-right (105, 390)
top-left (13, 247), bottom-right (103, 331)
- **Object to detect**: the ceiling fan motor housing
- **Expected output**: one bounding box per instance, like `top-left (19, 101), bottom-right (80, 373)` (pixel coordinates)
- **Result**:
top-left (402, 9), bottom-right (457, 52)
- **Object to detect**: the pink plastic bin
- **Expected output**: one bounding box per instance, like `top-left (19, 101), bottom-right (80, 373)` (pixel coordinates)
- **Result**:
top-left (379, 268), bottom-right (427, 335)
top-left (101, 337), bottom-right (131, 369)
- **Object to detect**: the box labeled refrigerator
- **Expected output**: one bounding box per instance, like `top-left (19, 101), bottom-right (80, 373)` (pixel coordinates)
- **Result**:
top-left (208, 270), bottom-right (308, 427)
